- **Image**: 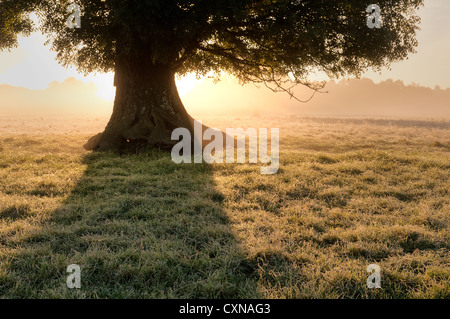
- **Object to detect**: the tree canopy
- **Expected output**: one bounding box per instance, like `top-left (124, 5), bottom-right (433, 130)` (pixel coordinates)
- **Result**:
top-left (0, 0), bottom-right (34, 50)
top-left (1, 0), bottom-right (424, 91)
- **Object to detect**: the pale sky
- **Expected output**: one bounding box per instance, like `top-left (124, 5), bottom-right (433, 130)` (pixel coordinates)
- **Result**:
top-left (0, 0), bottom-right (449, 101)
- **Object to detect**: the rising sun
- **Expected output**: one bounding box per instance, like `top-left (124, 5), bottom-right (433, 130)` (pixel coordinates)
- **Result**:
top-left (91, 73), bottom-right (199, 102)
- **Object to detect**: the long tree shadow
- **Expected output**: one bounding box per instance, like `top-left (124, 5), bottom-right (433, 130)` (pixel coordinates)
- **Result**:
top-left (0, 149), bottom-right (260, 298)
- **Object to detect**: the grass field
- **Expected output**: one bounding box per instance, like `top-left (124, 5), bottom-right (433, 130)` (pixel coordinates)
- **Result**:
top-left (0, 116), bottom-right (449, 298)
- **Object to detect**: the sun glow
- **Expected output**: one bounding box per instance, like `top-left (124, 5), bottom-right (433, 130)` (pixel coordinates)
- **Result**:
top-left (89, 73), bottom-right (200, 102)
top-left (176, 73), bottom-right (201, 98)
top-left (91, 73), bottom-right (116, 101)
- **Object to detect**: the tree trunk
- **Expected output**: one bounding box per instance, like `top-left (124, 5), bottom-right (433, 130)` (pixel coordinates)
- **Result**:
top-left (84, 57), bottom-right (195, 152)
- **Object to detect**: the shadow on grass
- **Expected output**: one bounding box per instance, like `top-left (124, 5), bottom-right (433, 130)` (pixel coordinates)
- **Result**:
top-left (0, 150), bottom-right (260, 298)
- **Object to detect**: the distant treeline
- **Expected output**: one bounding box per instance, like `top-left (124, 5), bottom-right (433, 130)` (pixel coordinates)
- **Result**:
top-left (184, 77), bottom-right (450, 119)
top-left (1, 77), bottom-right (449, 119)
top-left (0, 77), bottom-right (112, 115)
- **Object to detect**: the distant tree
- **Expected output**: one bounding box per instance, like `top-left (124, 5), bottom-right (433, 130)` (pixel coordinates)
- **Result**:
top-left (0, 0), bottom-right (424, 151)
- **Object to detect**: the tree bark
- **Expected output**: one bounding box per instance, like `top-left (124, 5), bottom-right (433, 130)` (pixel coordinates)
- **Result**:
top-left (84, 57), bottom-right (195, 152)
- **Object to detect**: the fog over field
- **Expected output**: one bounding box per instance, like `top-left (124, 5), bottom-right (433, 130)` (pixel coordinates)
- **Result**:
top-left (184, 77), bottom-right (450, 119)
top-left (1, 77), bottom-right (449, 119)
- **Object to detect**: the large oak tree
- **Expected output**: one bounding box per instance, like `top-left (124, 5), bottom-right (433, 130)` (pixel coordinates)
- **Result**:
top-left (0, 0), bottom-right (423, 151)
